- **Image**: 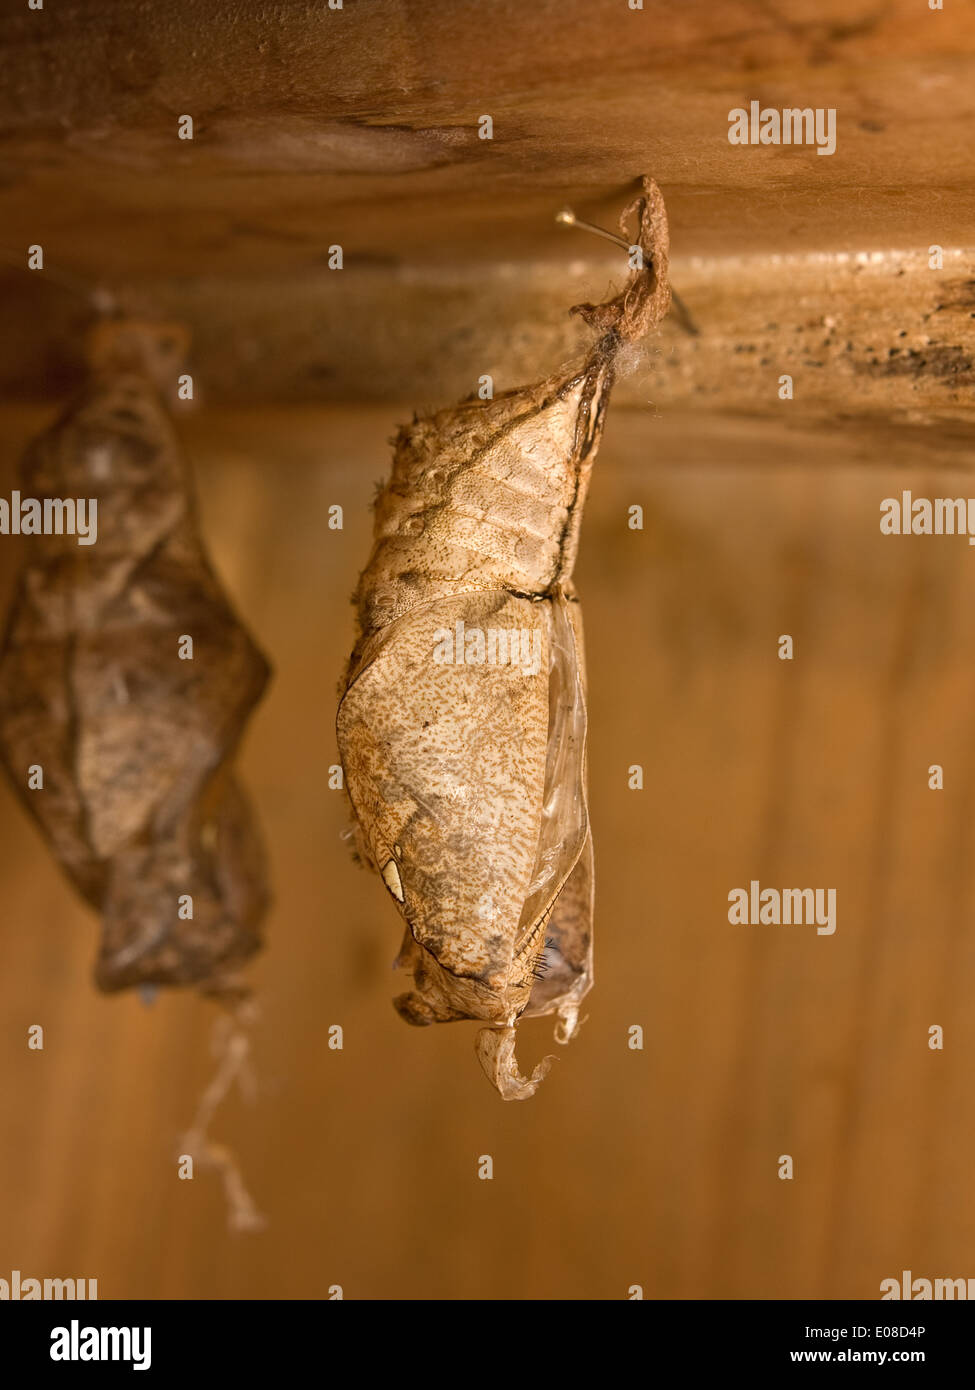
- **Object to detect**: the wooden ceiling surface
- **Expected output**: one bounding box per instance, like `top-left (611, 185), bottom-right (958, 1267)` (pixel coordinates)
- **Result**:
top-left (0, 0), bottom-right (974, 280)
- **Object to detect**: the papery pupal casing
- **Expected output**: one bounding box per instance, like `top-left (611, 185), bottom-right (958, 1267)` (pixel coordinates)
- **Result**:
top-left (0, 320), bottom-right (271, 994)
top-left (338, 178), bottom-right (671, 1098)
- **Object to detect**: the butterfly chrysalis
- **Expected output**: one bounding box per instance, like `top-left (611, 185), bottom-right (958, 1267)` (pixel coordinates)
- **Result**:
top-left (338, 177), bottom-right (672, 1098)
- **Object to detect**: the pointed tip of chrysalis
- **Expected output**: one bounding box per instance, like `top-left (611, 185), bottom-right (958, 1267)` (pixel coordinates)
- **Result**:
top-left (570, 175), bottom-right (671, 354)
top-left (475, 1024), bottom-right (555, 1100)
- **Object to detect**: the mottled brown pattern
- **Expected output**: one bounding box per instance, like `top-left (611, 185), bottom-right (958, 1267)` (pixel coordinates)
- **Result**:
top-left (338, 181), bottom-right (670, 1098)
top-left (0, 321), bottom-right (271, 993)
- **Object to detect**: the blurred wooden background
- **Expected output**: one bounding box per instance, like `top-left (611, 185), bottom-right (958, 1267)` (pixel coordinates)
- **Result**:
top-left (1, 402), bottom-right (974, 1299)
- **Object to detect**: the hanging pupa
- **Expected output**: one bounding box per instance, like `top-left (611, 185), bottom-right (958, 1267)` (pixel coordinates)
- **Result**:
top-left (337, 177), bottom-right (671, 1098)
top-left (0, 318), bottom-right (272, 998)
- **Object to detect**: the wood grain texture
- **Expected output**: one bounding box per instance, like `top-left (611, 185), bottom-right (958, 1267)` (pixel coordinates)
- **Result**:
top-left (2, 0), bottom-right (974, 271)
top-left (0, 0), bottom-right (974, 411)
top-left (1, 403), bottom-right (972, 1299)
top-left (5, 247), bottom-right (966, 415)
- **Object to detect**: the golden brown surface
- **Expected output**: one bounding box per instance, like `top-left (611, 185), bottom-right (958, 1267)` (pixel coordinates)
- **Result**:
top-left (2, 0), bottom-right (974, 272)
top-left (1, 1), bottom-right (974, 414)
top-left (1, 403), bottom-right (973, 1298)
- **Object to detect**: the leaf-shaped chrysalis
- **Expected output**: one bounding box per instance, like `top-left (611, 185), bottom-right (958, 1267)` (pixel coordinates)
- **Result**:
top-left (0, 319), bottom-right (272, 997)
top-left (338, 178), bottom-right (671, 1098)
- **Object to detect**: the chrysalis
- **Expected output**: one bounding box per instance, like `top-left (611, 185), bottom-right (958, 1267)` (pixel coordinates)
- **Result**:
top-left (0, 319), bottom-right (272, 997)
top-left (338, 177), bottom-right (671, 1098)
